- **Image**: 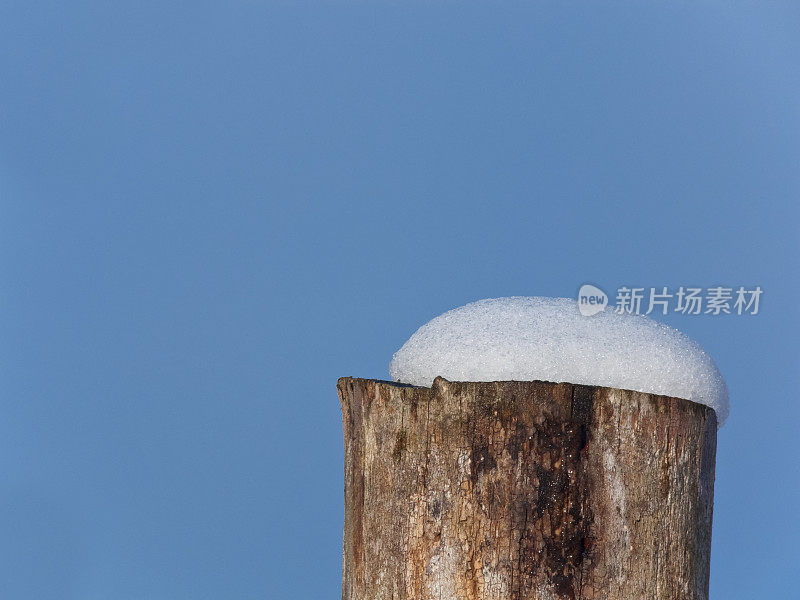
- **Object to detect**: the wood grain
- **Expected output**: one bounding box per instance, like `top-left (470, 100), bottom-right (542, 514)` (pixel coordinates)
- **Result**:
top-left (338, 377), bottom-right (717, 600)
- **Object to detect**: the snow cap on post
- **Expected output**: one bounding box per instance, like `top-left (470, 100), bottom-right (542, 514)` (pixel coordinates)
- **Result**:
top-left (390, 296), bottom-right (729, 425)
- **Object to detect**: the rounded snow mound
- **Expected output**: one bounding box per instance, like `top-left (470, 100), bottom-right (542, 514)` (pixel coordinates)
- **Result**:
top-left (390, 297), bottom-right (729, 426)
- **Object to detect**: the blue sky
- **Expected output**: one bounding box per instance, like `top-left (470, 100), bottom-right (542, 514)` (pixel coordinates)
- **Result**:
top-left (1, 2), bottom-right (798, 598)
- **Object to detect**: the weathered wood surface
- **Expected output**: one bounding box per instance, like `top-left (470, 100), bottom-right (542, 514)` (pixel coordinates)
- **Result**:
top-left (337, 377), bottom-right (717, 600)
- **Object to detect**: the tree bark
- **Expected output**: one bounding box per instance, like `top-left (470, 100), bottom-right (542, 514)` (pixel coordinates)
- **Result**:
top-left (337, 377), bottom-right (717, 600)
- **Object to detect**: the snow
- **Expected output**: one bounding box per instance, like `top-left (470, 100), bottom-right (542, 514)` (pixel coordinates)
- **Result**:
top-left (389, 297), bottom-right (729, 426)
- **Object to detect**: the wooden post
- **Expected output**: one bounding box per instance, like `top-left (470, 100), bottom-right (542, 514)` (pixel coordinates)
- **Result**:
top-left (337, 377), bottom-right (717, 600)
